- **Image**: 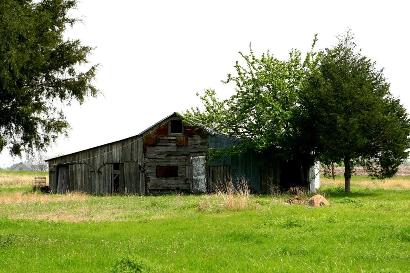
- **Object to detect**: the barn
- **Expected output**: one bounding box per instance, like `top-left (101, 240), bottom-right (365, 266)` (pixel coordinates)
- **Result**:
top-left (46, 112), bottom-right (316, 194)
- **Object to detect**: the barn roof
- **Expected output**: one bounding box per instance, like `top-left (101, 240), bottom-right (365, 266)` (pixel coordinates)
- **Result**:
top-left (45, 112), bottom-right (186, 161)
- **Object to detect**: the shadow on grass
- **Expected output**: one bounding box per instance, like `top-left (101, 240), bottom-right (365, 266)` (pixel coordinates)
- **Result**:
top-left (319, 187), bottom-right (379, 198)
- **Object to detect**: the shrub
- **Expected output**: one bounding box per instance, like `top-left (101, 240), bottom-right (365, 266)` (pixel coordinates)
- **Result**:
top-left (110, 256), bottom-right (148, 273)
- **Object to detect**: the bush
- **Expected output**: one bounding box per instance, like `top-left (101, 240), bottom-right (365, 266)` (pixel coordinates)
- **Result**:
top-left (110, 256), bottom-right (148, 273)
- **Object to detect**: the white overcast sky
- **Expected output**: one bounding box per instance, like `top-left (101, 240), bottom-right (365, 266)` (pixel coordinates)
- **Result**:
top-left (1, 0), bottom-right (409, 167)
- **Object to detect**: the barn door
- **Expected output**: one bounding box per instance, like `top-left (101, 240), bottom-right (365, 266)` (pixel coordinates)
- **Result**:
top-left (191, 156), bottom-right (207, 193)
top-left (56, 165), bottom-right (69, 193)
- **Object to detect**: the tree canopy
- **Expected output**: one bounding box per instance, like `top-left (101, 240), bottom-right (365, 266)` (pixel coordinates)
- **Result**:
top-left (0, 0), bottom-right (97, 156)
top-left (186, 32), bottom-right (410, 192)
top-left (185, 44), bottom-right (318, 160)
top-left (185, 43), bottom-right (321, 186)
top-left (302, 32), bottom-right (410, 192)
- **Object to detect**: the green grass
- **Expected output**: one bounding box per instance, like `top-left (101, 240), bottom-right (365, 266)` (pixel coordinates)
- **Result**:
top-left (0, 172), bottom-right (409, 272)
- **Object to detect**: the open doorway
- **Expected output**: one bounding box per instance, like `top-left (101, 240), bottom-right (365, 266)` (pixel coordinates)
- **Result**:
top-left (111, 163), bottom-right (124, 194)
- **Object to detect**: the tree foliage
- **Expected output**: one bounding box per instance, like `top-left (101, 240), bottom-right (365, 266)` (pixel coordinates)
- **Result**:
top-left (302, 32), bottom-right (410, 191)
top-left (186, 32), bottom-right (410, 193)
top-left (185, 43), bottom-right (319, 163)
top-left (0, 0), bottom-right (97, 155)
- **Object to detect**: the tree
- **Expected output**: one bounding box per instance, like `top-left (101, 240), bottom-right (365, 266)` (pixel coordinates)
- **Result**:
top-left (185, 43), bottom-right (320, 184)
top-left (0, 0), bottom-right (97, 156)
top-left (302, 32), bottom-right (410, 193)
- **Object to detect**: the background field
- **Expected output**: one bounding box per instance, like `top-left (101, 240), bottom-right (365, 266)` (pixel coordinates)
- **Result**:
top-left (0, 170), bottom-right (409, 273)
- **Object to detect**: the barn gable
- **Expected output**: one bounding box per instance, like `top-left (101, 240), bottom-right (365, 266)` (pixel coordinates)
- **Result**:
top-left (141, 113), bottom-right (209, 193)
top-left (46, 113), bottom-right (211, 194)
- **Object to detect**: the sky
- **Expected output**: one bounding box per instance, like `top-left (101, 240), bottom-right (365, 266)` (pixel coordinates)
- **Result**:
top-left (1, 0), bottom-right (409, 167)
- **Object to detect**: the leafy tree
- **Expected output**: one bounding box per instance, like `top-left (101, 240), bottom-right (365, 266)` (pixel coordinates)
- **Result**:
top-left (302, 32), bottom-right (410, 193)
top-left (0, 0), bottom-right (97, 156)
top-left (185, 43), bottom-right (320, 184)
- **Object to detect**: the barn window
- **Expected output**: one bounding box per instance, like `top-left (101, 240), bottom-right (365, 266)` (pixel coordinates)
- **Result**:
top-left (170, 119), bottom-right (183, 134)
top-left (113, 163), bottom-right (120, 170)
top-left (156, 166), bottom-right (178, 178)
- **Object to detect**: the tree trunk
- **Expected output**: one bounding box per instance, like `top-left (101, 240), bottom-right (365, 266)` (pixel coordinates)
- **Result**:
top-left (344, 157), bottom-right (351, 193)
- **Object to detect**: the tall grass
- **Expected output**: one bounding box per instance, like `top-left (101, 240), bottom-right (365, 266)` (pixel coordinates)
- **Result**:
top-left (0, 169), bottom-right (48, 186)
top-left (198, 179), bottom-right (254, 212)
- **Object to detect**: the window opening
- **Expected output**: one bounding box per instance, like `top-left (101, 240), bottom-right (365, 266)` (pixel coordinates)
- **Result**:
top-left (170, 120), bottom-right (183, 134)
top-left (156, 166), bottom-right (178, 178)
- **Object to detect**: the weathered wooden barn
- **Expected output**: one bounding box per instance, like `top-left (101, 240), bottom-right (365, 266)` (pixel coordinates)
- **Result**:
top-left (46, 113), bottom-right (313, 194)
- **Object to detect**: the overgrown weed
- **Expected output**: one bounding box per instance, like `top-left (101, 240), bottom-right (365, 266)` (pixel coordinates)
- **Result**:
top-left (198, 179), bottom-right (255, 212)
top-left (110, 256), bottom-right (149, 273)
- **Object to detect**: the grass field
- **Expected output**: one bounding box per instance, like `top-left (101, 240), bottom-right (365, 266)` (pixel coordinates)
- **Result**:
top-left (0, 169), bottom-right (48, 187)
top-left (0, 171), bottom-right (409, 273)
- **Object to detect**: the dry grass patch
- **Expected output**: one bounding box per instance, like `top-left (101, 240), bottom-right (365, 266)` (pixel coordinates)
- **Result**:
top-left (20, 212), bottom-right (92, 223)
top-left (197, 194), bottom-right (255, 212)
top-left (0, 191), bottom-right (88, 205)
top-left (0, 175), bottom-right (35, 186)
top-left (322, 176), bottom-right (410, 190)
top-left (0, 170), bottom-right (48, 186)
top-left (198, 180), bottom-right (256, 212)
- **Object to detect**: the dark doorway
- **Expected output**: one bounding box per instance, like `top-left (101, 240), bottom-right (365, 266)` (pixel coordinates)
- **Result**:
top-left (279, 160), bottom-right (308, 190)
top-left (112, 163), bottom-right (124, 194)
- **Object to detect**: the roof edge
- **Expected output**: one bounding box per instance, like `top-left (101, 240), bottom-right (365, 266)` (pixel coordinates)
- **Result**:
top-left (45, 112), bottom-right (181, 162)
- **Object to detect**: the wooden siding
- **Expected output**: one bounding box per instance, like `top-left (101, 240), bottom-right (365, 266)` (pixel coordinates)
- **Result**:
top-left (47, 114), bottom-right (209, 194)
top-left (143, 119), bottom-right (208, 193)
top-left (48, 136), bottom-right (144, 194)
top-left (46, 113), bottom-right (288, 195)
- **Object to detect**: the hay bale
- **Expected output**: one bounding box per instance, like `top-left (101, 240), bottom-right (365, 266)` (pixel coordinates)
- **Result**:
top-left (308, 194), bottom-right (329, 207)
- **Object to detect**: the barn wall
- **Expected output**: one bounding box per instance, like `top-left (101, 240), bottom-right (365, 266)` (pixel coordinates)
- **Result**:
top-left (143, 119), bottom-right (208, 193)
top-left (47, 113), bottom-right (289, 195)
top-left (208, 135), bottom-right (280, 193)
top-left (47, 136), bottom-right (144, 194)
